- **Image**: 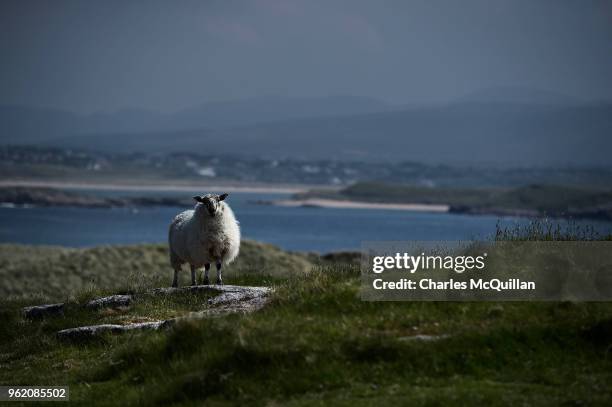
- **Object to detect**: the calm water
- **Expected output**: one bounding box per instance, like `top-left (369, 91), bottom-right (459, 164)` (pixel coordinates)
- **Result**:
top-left (1, 191), bottom-right (611, 252)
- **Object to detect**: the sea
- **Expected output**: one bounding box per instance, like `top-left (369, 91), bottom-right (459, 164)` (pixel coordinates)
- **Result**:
top-left (1, 190), bottom-right (610, 253)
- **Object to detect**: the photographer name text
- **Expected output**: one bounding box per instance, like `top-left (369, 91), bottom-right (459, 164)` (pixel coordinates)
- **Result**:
top-left (370, 253), bottom-right (535, 292)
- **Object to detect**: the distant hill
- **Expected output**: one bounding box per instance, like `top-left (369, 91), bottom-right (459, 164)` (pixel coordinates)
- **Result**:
top-left (47, 102), bottom-right (612, 167)
top-left (457, 86), bottom-right (582, 105)
top-left (3, 88), bottom-right (612, 167)
top-left (0, 106), bottom-right (84, 143)
top-left (165, 95), bottom-right (390, 129)
top-left (0, 95), bottom-right (390, 144)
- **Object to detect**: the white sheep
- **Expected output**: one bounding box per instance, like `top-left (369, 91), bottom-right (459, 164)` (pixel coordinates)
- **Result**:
top-left (168, 193), bottom-right (240, 287)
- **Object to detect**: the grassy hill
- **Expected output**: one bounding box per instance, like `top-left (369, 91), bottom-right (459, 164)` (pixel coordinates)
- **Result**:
top-left (1, 228), bottom-right (611, 405)
top-left (0, 240), bottom-right (312, 301)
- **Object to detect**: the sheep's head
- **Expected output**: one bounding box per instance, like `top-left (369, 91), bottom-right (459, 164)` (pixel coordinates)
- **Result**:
top-left (193, 193), bottom-right (228, 217)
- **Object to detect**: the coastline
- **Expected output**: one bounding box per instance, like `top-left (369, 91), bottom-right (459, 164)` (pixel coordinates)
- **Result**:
top-left (0, 179), bottom-right (310, 194)
top-left (273, 198), bottom-right (450, 212)
top-left (2, 180), bottom-right (609, 220)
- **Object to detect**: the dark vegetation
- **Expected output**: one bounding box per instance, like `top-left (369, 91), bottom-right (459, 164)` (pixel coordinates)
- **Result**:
top-left (0, 186), bottom-right (191, 208)
top-left (0, 222), bottom-right (611, 405)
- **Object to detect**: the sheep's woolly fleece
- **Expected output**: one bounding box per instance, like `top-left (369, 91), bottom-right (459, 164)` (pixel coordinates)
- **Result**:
top-left (169, 198), bottom-right (240, 269)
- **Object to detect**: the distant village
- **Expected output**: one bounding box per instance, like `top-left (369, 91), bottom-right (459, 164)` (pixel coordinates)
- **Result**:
top-left (2, 145), bottom-right (612, 188)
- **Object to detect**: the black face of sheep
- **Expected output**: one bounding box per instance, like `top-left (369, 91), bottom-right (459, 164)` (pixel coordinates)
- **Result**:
top-left (193, 193), bottom-right (228, 217)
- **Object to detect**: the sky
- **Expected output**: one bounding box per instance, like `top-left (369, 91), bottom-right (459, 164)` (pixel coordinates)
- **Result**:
top-left (1, 0), bottom-right (611, 113)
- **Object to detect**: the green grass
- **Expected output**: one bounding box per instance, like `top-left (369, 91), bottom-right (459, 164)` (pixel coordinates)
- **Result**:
top-left (70, 290), bottom-right (220, 328)
top-left (0, 224), bottom-right (611, 405)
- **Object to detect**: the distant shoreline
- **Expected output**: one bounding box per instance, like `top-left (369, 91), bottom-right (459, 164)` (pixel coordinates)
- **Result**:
top-left (0, 179), bottom-right (309, 194)
top-left (289, 182), bottom-right (612, 221)
top-left (273, 198), bottom-right (450, 212)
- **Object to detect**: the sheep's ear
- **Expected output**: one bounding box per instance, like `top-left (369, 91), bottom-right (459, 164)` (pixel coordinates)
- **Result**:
top-left (219, 193), bottom-right (228, 201)
top-left (193, 195), bottom-right (204, 203)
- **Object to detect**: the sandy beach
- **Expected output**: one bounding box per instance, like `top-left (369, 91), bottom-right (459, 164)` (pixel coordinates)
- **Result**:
top-left (273, 198), bottom-right (450, 212)
top-left (0, 180), bottom-right (447, 212)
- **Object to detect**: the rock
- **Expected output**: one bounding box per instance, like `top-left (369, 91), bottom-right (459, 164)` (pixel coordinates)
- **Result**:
top-left (57, 320), bottom-right (173, 341)
top-left (22, 286), bottom-right (223, 318)
top-left (207, 285), bottom-right (271, 305)
top-left (397, 334), bottom-right (451, 342)
top-left (150, 285), bottom-right (272, 315)
top-left (150, 285), bottom-right (223, 295)
top-left (49, 284), bottom-right (273, 341)
top-left (205, 285), bottom-right (272, 315)
top-left (22, 303), bottom-right (65, 319)
top-left (86, 294), bottom-right (132, 309)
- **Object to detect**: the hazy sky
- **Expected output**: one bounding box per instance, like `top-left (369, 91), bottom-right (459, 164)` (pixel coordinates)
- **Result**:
top-left (1, 0), bottom-right (611, 113)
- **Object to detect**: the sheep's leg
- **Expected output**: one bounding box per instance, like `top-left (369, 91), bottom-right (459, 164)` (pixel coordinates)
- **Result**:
top-left (190, 264), bottom-right (197, 286)
top-left (172, 268), bottom-right (180, 288)
top-left (215, 262), bottom-right (223, 285)
top-left (203, 263), bottom-right (211, 285)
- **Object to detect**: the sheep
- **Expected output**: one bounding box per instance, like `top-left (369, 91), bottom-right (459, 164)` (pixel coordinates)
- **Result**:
top-left (168, 193), bottom-right (240, 287)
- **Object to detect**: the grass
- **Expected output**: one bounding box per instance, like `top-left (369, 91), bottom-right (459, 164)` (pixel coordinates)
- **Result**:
top-left (495, 218), bottom-right (612, 241)
top-left (0, 223), bottom-right (611, 405)
top-left (72, 290), bottom-right (220, 327)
